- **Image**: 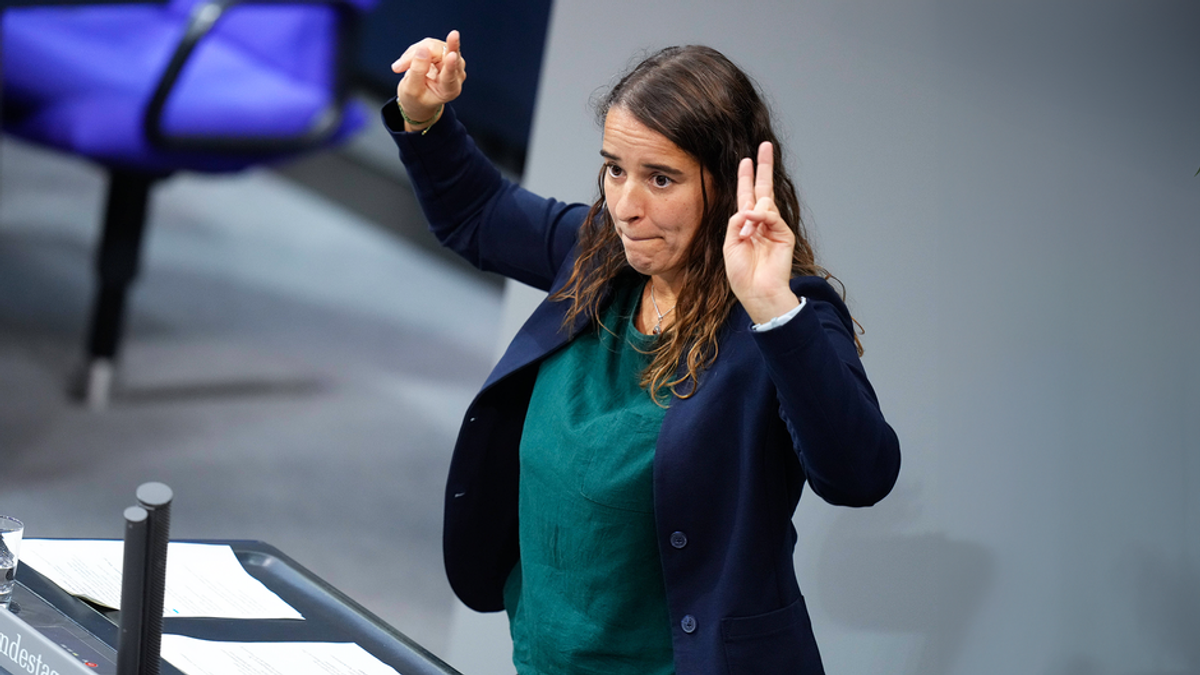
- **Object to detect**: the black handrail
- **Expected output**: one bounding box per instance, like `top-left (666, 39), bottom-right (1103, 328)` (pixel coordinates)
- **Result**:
top-left (143, 0), bottom-right (361, 154)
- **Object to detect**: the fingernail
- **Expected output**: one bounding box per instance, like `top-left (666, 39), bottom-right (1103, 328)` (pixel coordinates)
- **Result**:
top-left (740, 223), bottom-right (754, 237)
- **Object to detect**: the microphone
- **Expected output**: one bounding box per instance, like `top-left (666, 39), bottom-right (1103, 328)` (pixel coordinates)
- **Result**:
top-left (117, 482), bottom-right (173, 675)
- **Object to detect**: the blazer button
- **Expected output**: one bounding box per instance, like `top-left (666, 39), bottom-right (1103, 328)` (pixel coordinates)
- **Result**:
top-left (670, 531), bottom-right (688, 549)
top-left (681, 615), bottom-right (697, 634)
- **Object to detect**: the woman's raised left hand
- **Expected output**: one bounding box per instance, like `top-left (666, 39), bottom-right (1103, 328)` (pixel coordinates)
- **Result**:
top-left (723, 142), bottom-right (801, 324)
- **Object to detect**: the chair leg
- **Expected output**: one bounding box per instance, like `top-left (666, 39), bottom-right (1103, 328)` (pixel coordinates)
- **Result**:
top-left (79, 169), bottom-right (160, 408)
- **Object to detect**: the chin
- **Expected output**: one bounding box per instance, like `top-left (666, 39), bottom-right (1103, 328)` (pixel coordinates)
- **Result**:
top-left (622, 253), bottom-right (655, 277)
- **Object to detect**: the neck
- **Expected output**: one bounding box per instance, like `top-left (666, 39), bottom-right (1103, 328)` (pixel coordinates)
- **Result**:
top-left (640, 276), bottom-right (680, 336)
top-left (647, 274), bottom-right (682, 308)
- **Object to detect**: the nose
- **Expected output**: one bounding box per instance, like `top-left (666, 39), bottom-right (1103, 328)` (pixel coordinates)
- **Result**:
top-left (609, 183), bottom-right (643, 224)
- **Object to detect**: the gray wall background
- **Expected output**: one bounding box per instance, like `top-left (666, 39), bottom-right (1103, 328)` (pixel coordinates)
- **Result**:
top-left (460, 1), bottom-right (1200, 673)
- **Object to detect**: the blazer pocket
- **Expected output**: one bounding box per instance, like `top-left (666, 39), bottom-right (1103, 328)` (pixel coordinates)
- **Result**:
top-left (721, 596), bottom-right (824, 675)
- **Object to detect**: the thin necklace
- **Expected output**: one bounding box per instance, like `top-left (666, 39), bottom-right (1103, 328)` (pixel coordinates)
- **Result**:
top-left (648, 282), bottom-right (676, 336)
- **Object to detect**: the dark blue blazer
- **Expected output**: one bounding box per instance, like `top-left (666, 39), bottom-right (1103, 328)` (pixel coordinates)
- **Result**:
top-left (386, 103), bottom-right (901, 675)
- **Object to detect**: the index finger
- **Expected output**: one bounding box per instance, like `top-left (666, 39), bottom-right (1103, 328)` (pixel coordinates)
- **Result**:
top-left (445, 30), bottom-right (461, 57)
top-left (737, 157), bottom-right (754, 211)
top-left (755, 141), bottom-right (774, 202)
top-left (392, 35), bottom-right (454, 73)
top-left (392, 39), bottom-right (433, 73)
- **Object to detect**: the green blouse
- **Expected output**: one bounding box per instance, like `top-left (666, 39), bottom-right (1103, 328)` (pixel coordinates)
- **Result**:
top-left (503, 280), bottom-right (674, 675)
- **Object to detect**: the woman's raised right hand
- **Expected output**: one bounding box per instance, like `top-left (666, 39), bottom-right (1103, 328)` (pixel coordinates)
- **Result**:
top-left (391, 30), bottom-right (467, 132)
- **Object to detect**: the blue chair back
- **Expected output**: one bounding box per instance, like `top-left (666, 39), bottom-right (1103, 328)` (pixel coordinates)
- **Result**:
top-left (3, 0), bottom-right (375, 172)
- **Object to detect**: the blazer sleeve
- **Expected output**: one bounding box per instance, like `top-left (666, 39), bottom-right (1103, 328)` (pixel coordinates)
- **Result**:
top-left (752, 277), bottom-right (901, 507)
top-left (382, 102), bottom-right (589, 292)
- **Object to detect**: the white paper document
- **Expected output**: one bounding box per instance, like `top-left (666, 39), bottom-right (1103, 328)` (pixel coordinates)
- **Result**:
top-left (161, 635), bottom-right (401, 675)
top-left (20, 539), bottom-right (303, 619)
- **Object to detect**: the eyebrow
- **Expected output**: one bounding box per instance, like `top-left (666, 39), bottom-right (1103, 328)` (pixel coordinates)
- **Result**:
top-left (600, 150), bottom-right (686, 178)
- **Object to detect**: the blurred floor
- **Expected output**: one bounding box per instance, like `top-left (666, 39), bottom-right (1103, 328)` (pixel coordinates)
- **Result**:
top-left (0, 115), bottom-right (505, 667)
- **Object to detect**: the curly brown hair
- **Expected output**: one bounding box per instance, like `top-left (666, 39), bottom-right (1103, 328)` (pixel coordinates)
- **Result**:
top-left (553, 45), bottom-right (835, 402)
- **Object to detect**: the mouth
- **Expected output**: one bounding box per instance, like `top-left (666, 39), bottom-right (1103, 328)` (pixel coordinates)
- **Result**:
top-left (620, 231), bottom-right (657, 243)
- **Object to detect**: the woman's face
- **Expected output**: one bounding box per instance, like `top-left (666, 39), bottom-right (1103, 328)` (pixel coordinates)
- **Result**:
top-left (601, 107), bottom-right (706, 286)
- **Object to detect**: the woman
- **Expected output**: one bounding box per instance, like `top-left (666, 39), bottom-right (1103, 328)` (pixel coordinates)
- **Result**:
top-left (386, 31), bottom-right (900, 675)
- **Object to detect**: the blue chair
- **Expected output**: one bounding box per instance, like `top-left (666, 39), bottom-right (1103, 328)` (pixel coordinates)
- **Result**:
top-left (2, 0), bottom-right (374, 406)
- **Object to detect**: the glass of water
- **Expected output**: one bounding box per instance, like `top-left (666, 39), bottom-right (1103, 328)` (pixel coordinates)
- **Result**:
top-left (0, 516), bottom-right (23, 610)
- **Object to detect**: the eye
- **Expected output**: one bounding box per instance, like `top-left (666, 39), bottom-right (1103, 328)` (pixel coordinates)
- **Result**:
top-left (605, 163), bottom-right (624, 179)
top-left (652, 174), bottom-right (673, 188)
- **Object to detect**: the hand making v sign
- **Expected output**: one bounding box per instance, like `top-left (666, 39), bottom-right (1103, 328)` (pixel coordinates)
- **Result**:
top-left (723, 141), bottom-right (802, 324)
